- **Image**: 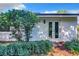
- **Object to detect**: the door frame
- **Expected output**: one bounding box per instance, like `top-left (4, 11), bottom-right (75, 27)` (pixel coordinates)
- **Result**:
top-left (48, 20), bottom-right (61, 39)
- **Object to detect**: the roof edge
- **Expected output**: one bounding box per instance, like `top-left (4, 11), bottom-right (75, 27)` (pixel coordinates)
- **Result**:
top-left (35, 13), bottom-right (79, 15)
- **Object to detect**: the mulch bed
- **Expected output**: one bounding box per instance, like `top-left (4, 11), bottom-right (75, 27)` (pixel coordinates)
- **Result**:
top-left (48, 42), bottom-right (75, 56)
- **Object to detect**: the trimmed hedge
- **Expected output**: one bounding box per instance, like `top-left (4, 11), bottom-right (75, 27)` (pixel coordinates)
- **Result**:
top-left (0, 40), bottom-right (52, 56)
top-left (64, 39), bottom-right (79, 54)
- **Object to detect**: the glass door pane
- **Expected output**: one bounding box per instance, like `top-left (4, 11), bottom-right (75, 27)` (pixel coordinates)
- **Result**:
top-left (49, 22), bottom-right (52, 38)
top-left (55, 22), bottom-right (59, 38)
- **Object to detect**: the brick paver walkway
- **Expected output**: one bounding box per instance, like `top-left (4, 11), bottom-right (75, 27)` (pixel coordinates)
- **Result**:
top-left (48, 42), bottom-right (74, 56)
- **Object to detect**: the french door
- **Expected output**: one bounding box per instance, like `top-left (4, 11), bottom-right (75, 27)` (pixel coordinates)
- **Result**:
top-left (48, 21), bottom-right (59, 38)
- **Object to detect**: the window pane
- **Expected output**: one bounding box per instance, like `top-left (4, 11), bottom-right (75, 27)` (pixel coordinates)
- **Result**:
top-left (49, 22), bottom-right (52, 38)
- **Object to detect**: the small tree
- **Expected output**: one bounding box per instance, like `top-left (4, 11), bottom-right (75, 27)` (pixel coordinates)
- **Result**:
top-left (20, 11), bottom-right (39, 42)
top-left (6, 9), bottom-right (38, 41)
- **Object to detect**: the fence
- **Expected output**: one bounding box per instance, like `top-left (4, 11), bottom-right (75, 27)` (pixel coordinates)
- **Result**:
top-left (0, 32), bottom-right (16, 41)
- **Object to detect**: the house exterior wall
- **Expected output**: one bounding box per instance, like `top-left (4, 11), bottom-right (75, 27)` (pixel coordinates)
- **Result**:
top-left (0, 16), bottom-right (77, 42)
top-left (60, 18), bottom-right (77, 41)
top-left (30, 17), bottom-right (77, 42)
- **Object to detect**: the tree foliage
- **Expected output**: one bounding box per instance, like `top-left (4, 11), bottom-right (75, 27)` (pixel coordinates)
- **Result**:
top-left (57, 10), bottom-right (67, 14)
top-left (0, 9), bottom-right (39, 41)
top-left (0, 12), bottom-right (11, 31)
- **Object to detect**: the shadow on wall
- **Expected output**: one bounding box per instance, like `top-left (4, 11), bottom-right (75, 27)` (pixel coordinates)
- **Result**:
top-left (61, 25), bottom-right (77, 40)
top-left (30, 24), bottom-right (48, 41)
top-left (30, 22), bottom-right (77, 41)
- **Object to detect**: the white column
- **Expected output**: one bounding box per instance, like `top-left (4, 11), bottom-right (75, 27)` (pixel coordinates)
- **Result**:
top-left (77, 16), bottom-right (79, 25)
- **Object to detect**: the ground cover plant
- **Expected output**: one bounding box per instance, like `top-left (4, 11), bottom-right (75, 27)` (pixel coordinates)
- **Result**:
top-left (64, 39), bottom-right (79, 55)
top-left (0, 40), bottom-right (52, 56)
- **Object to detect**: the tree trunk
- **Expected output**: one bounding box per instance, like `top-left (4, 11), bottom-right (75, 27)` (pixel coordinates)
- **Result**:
top-left (25, 28), bottom-right (30, 42)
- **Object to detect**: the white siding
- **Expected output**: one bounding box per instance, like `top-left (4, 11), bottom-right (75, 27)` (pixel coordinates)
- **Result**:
top-left (30, 17), bottom-right (77, 42)
top-left (30, 20), bottom-right (48, 41)
top-left (60, 20), bottom-right (77, 41)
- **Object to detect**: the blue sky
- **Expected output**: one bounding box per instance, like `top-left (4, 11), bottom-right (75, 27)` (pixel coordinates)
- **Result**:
top-left (0, 3), bottom-right (79, 13)
top-left (24, 3), bottom-right (79, 13)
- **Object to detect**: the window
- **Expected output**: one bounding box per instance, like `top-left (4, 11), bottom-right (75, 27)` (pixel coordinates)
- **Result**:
top-left (49, 22), bottom-right (52, 38)
top-left (55, 22), bottom-right (59, 38)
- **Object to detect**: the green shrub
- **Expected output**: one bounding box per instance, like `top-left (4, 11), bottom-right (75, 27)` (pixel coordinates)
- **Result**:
top-left (33, 40), bottom-right (52, 55)
top-left (0, 40), bottom-right (52, 56)
top-left (64, 39), bottom-right (79, 54)
top-left (7, 43), bottom-right (18, 56)
top-left (0, 45), bottom-right (6, 56)
top-left (15, 43), bottom-right (31, 56)
top-left (7, 42), bottom-right (31, 56)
